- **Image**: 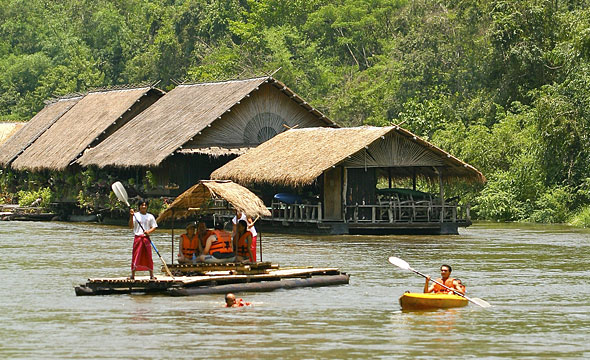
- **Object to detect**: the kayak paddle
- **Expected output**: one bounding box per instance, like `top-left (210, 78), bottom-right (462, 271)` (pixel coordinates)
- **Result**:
top-left (388, 256), bottom-right (491, 308)
top-left (111, 181), bottom-right (174, 278)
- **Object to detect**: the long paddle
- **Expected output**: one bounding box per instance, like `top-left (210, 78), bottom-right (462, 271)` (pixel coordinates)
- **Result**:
top-left (388, 256), bottom-right (490, 308)
top-left (111, 182), bottom-right (173, 278)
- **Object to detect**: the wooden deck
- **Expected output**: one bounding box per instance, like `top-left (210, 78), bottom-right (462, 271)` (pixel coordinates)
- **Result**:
top-left (74, 265), bottom-right (349, 296)
top-left (265, 200), bottom-right (471, 235)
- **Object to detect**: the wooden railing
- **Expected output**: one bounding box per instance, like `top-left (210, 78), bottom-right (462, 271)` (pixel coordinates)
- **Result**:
top-left (270, 201), bottom-right (322, 223)
top-left (270, 200), bottom-right (470, 224)
top-left (344, 202), bottom-right (470, 224)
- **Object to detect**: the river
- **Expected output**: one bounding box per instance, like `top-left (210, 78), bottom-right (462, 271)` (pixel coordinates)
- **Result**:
top-left (0, 221), bottom-right (589, 359)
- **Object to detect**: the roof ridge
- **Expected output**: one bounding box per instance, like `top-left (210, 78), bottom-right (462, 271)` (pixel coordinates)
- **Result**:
top-left (178, 77), bottom-right (269, 87)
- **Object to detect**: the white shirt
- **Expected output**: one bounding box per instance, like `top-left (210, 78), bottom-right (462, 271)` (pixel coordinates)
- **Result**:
top-left (133, 212), bottom-right (158, 236)
top-left (232, 213), bottom-right (257, 238)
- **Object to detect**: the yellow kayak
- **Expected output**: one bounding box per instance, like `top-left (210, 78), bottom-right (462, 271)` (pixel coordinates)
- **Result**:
top-left (399, 292), bottom-right (468, 310)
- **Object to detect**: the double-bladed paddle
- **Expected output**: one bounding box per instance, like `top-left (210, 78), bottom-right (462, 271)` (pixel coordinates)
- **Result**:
top-left (388, 256), bottom-right (490, 308)
top-left (111, 181), bottom-right (173, 278)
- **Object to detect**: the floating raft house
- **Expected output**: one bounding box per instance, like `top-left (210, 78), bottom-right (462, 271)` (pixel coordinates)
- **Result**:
top-left (74, 262), bottom-right (349, 296)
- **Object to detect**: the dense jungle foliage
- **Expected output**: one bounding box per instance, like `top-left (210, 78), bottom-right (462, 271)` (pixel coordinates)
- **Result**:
top-left (1, 0), bottom-right (590, 225)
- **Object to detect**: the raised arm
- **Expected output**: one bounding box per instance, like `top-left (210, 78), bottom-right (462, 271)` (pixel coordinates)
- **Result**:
top-left (128, 209), bottom-right (135, 229)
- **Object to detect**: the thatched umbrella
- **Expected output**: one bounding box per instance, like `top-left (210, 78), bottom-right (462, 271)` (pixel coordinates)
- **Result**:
top-left (156, 180), bottom-right (270, 264)
top-left (156, 180), bottom-right (270, 223)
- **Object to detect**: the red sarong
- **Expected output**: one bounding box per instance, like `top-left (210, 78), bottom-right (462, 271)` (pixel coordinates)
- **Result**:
top-left (251, 236), bottom-right (257, 262)
top-left (132, 235), bottom-right (153, 271)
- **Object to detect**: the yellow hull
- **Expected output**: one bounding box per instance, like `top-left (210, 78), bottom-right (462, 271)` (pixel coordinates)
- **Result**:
top-left (399, 292), bottom-right (468, 310)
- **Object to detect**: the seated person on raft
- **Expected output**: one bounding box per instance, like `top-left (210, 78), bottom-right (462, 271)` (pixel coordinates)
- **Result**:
top-left (235, 219), bottom-right (255, 263)
top-left (177, 223), bottom-right (199, 264)
top-left (196, 222), bottom-right (235, 263)
top-left (424, 264), bottom-right (465, 295)
top-left (196, 220), bottom-right (213, 256)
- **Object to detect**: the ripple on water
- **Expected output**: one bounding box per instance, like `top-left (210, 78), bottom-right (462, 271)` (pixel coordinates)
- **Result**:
top-left (0, 221), bottom-right (589, 358)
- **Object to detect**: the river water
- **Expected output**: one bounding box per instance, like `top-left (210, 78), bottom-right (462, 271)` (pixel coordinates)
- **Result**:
top-left (0, 221), bottom-right (589, 359)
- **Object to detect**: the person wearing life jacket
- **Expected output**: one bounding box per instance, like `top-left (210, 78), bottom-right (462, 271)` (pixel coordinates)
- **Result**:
top-left (197, 222), bottom-right (235, 263)
top-left (235, 219), bottom-right (254, 263)
top-left (424, 264), bottom-right (465, 295)
top-left (177, 223), bottom-right (199, 264)
top-left (196, 220), bottom-right (214, 255)
top-left (232, 210), bottom-right (258, 262)
top-left (224, 293), bottom-right (251, 308)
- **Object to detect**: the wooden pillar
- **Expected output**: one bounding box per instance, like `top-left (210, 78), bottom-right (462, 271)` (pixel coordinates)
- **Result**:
top-left (412, 168), bottom-right (417, 191)
top-left (342, 167), bottom-right (348, 221)
top-left (439, 168), bottom-right (444, 222)
top-left (171, 209), bottom-right (175, 264)
top-left (388, 168), bottom-right (392, 189)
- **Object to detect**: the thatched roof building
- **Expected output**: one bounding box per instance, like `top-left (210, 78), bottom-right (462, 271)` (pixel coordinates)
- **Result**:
top-left (0, 98), bottom-right (80, 167)
top-left (0, 122), bottom-right (25, 146)
top-left (156, 180), bottom-right (271, 223)
top-left (77, 77), bottom-right (336, 168)
top-left (10, 87), bottom-right (164, 171)
top-left (211, 126), bottom-right (485, 186)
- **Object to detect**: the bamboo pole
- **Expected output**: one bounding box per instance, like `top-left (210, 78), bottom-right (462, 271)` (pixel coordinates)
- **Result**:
top-left (171, 209), bottom-right (175, 265)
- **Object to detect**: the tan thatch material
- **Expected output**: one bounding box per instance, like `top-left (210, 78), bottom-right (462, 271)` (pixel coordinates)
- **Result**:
top-left (156, 180), bottom-right (271, 223)
top-left (0, 122), bottom-right (25, 145)
top-left (0, 98), bottom-right (80, 166)
top-left (78, 76), bottom-right (336, 168)
top-left (177, 147), bottom-right (252, 157)
top-left (211, 126), bottom-right (486, 186)
top-left (11, 88), bottom-right (153, 171)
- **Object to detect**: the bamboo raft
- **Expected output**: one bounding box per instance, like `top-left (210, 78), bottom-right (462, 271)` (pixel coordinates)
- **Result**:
top-left (74, 263), bottom-right (349, 296)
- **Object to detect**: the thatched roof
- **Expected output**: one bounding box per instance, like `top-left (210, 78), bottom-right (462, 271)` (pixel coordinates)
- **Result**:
top-left (11, 88), bottom-right (159, 171)
top-left (156, 180), bottom-right (271, 223)
top-left (0, 122), bottom-right (25, 145)
top-left (0, 98), bottom-right (80, 167)
top-left (211, 126), bottom-right (486, 186)
top-left (177, 147), bottom-right (251, 158)
top-left (77, 76), bottom-right (336, 168)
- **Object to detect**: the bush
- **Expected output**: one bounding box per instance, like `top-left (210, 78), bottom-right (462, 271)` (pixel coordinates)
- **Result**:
top-left (16, 187), bottom-right (53, 209)
top-left (473, 171), bottom-right (527, 221)
top-left (569, 206), bottom-right (590, 228)
top-left (147, 198), bottom-right (167, 217)
top-left (530, 186), bottom-right (574, 223)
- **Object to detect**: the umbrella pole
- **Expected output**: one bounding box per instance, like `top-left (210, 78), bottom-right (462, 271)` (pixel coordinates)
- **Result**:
top-left (259, 232), bottom-right (262, 262)
top-left (171, 210), bottom-right (174, 265)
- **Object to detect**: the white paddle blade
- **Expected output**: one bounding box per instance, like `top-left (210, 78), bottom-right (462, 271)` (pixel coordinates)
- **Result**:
top-left (111, 181), bottom-right (130, 207)
top-left (388, 256), bottom-right (412, 271)
top-left (470, 297), bottom-right (492, 308)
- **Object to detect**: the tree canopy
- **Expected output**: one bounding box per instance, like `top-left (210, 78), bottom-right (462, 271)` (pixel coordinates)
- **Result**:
top-left (1, 0), bottom-right (590, 224)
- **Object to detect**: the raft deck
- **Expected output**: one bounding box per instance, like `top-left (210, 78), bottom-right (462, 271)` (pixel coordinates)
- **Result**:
top-left (74, 264), bottom-right (349, 296)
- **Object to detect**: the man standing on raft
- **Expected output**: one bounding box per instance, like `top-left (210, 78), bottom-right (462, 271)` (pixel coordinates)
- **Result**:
top-left (129, 200), bottom-right (158, 280)
top-left (424, 264), bottom-right (465, 294)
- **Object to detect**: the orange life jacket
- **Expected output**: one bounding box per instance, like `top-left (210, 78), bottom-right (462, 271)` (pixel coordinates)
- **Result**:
top-left (237, 231), bottom-right (253, 261)
top-left (209, 230), bottom-right (233, 254)
top-left (225, 298), bottom-right (251, 307)
top-left (181, 234), bottom-right (199, 258)
top-left (433, 277), bottom-right (458, 293)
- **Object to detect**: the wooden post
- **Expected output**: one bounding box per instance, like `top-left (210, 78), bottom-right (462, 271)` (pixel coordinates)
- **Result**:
top-left (439, 168), bottom-right (444, 223)
top-left (171, 209), bottom-right (175, 265)
top-left (388, 168), bottom-right (392, 189)
top-left (412, 168), bottom-right (416, 191)
top-left (318, 202), bottom-right (322, 222)
top-left (342, 167), bottom-right (348, 221)
top-left (262, 232), bottom-right (266, 262)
